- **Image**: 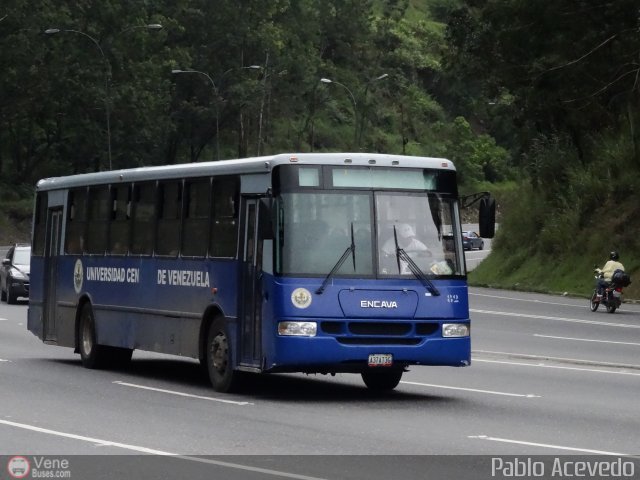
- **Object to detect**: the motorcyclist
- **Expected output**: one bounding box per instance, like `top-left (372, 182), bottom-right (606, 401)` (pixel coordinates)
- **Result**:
top-left (595, 251), bottom-right (625, 297)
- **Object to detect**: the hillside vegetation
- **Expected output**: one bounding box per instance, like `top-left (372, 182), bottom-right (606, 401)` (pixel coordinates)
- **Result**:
top-left (452, 1), bottom-right (640, 299)
top-left (1, 0), bottom-right (639, 299)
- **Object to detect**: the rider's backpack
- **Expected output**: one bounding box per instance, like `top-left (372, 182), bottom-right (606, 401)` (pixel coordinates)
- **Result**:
top-left (612, 269), bottom-right (631, 287)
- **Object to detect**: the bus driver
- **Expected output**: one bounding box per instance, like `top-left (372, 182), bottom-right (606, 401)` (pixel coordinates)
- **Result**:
top-left (381, 223), bottom-right (431, 274)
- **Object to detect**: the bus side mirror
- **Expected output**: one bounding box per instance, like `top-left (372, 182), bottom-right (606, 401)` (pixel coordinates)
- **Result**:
top-left (478, 195), bottom-right (496, 238)
top-left (258, 198), bottom-right (274, 240)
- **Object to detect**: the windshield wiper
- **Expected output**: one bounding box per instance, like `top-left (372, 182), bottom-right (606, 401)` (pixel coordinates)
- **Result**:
top-left (316, 223), bottom-right (356, 294)
top-left (393, 226), bottom-right (440, 296)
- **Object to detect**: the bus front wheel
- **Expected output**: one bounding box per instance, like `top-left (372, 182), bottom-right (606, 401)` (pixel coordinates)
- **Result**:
top-left (361, 369), bottom-right (403, 391)
top-left (206, 317), bottom-right (242, 393)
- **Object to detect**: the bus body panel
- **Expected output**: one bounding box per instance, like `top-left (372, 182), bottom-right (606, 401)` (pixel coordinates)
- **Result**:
top-left (269, 277), bottom-right (469, 320)
top-left (260, 275), bottom-right (470, 371)
top-left (28, 254), bottom-right (240, 357)
top-left (27, 153), bottom-right (484, 389)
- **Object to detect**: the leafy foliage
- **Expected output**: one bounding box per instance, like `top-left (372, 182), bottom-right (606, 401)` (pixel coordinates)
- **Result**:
top-left (0, 0), bottom-right (507, 185)
top-left (2, 0), bottom-right (639, 297)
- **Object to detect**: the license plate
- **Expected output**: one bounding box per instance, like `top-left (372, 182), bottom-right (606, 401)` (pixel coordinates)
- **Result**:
top-left (368, 353), bottom-right (393, 367)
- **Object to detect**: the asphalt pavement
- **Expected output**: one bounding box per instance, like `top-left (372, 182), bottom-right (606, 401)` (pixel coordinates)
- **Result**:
top-left (1, 287), bottom-right (639, 479)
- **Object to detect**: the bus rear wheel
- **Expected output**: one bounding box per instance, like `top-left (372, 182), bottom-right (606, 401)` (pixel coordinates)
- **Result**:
top-left (79, 304), bottom-right (133, 369)
top-left (79, 303), bottom-right (108, 369)
top-left (206, 317), bottom-right (243, 393)
top-left (361, 369), bottom-right (403, 391)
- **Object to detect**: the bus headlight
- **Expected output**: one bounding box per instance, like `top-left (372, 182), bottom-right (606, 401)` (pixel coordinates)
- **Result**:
top-left (442, 323), bottom-right (470, 337)
top-left (278, 321), bottom-right (317, 337)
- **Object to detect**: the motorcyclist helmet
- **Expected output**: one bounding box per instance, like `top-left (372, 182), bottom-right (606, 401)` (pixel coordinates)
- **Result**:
top-left (610, 251), bottom-right (619, 261)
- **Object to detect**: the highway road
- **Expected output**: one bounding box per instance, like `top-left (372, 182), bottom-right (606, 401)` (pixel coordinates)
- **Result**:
top-left (461, 224), bottom-right (493, 271)
top-left (1, 287), bottom-right (638, 479)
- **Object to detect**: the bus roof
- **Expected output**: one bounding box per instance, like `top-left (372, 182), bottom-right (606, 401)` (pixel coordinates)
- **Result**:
top-left (35, 153), bottom-right (455, 191)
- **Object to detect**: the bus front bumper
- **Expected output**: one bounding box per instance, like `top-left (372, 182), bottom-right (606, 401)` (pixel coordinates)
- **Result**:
top-left (264, 334), bottom-right (470, 373)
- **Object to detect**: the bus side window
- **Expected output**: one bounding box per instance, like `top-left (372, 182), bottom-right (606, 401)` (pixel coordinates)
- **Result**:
top-left (86, 186), bottom-right (110, 255)
top-left (32, 192), bottom-right (48, 256)
top-left (109, 184), bottom-right (131, 255)
top-left (131, 183), bottom-right (156, 256)
top-left (156, 181), bottom-right (182, 257)
top-left (65, 189), bottom-right (88, 254)
top-left (210, 176), bottom-right (239, 257)
top-left (182, 178), bottom-right (211, 257)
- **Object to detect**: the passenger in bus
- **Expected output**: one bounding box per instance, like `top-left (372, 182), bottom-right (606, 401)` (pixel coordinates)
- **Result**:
top-left (111, 241), bottom-right (127, 255)
top-left (326, 226), bottom-right (349, 250)
top-left (66, 234), bottom-right (84, 254)
top-left (288, 220), bottom-right (329, 273)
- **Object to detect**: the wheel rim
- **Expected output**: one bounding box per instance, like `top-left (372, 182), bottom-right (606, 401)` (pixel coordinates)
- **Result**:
top-left (210, 332), bottom-right (229, 375)
top-left (81, 317), bottom-right (93, 356)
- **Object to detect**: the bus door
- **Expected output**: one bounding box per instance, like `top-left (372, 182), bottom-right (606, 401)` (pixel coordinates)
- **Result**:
top-left (43, 208), bottom-right (63, 341)
top-left (239, 198), bottom-right (264, 366)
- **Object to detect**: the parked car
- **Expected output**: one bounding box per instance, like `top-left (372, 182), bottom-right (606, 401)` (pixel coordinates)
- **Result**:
top-left (1, 244), bottom-right (31, 304)
top-left (462, 231), bottom-right (484, 251)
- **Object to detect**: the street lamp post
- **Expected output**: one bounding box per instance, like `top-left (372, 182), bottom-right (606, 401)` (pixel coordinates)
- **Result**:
top-left (44, 24), bottom-right (163, 170)
top-left (320, 77), bottom-right (358, 146)
top-left (320, 75), bottom-right (388, 149)
top-left (172, 69), bottom-right (221, 161)
top-left (172, 66), bottom-right (261, 160)
top-left (358, 73), bottom-right (389, 147)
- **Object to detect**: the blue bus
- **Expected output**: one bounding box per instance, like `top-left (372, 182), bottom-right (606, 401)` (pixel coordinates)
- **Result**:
top-left (28, 153), bottom-right (494, 392)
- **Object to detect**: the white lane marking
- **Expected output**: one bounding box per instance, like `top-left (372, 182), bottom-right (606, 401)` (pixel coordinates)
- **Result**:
top-left (113, 381), bottom-right (253, 406)
top-left (470, 309), bottom-right (640, 329)
top-left (401, 381), bottom-right (540, 398)
top-left (0, 359), bottom-right (10, 363)
top-left (0, 318), bottom-right (7, 321)
top-left (474, 359), bottom-right (640, 376)
top-left (474, 350), bottom-right (640, 370)
top-left (0, 419), bottom-right (330, 480)
top-left (468, 435), bottom-right (630, 456)
top-left (0, 419), bottom-right (174, 454)
top-left (465, 249), bottom-right (491, 257)
top-left (470, 292), bottom-right (588, 308)
top-left (166, 456), bottom-right (330, 480)
top-left (534, 334), bottom-right (640, 347)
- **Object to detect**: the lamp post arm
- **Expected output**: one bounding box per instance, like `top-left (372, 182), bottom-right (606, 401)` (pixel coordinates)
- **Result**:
top-left (55, 29), bottom-right (106, 60)
top-left (334, 81), bottom-right (357, 146)
top-left (174, 69), bottom-right (219, 95)
top-left (332, 80), bottom-right (357, 113)
top-left (47, 28), bottom-right (112, 169)
top-left (45, 25), bottom-right (162, 171)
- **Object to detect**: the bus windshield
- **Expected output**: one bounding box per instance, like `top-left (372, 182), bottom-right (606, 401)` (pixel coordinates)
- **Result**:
top-left (275, 191), bottom-right (464, 278)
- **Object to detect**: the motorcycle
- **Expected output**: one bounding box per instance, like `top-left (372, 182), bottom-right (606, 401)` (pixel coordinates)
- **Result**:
top-left (590, 269), bottom-right (630, 314)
